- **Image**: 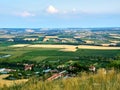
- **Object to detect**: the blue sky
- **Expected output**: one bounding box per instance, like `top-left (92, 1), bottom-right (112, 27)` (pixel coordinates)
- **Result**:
top-left (0, 0), bottom-right (120, 28)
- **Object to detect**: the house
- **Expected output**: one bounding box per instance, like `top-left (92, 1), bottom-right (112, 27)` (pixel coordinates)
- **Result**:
top-left (47, 70), bottom-right (67, 81)
top-left (24, 64), bottom-right (34, 71)
top-left (47, 73), bottom-right (62, 81)
top-left (43, 69), bottom-right (51, 73)
top-left (89, 65), bottom-right (96, 73)
top-left (0, 68), bottom-right (6, 72)
top-left (0, 68), bottom-right (15, 74)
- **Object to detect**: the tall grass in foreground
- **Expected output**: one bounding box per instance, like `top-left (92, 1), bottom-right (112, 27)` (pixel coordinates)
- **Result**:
top-left (1, 69), bottom-right (120, 90)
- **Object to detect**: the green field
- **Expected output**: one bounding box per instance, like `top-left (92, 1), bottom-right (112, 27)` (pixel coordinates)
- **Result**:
top-left (0, 45), bottom-right (120, 68)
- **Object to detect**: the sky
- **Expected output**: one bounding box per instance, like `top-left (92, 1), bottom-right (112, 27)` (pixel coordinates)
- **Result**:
top-left (0, 0), bottom-right (120, 28)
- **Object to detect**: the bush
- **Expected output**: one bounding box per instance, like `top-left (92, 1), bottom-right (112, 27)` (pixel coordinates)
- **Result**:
top-left (108, 60), bottom-right (120, 69)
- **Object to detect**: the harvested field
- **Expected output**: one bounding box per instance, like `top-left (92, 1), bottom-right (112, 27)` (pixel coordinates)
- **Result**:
top-left (60, 48), bottom-right (77, 52)
top-left (43, 36), bottom-right (58, 42)
top-left (84, 40), bottom-right (94, 44)
top-left (10, 44), bottom-right (120, 52)
top-left (110, 40), bottom-right (120, 43)
top-left (0, 35), bottom-right (15, 38)
top-left (0, 75), bottom-right (28, 88)
top-left (11, 44), bottom-right (30, 47)
top-left (28, 45), bottom-right (77, 52)
top-left (24, 38), bottom-right (38, 41)
top-left (78, 45), bottom-right (120, 49)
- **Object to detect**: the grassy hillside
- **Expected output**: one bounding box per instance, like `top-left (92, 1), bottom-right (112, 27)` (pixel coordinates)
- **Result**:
top-left (1, 69), bottom-right (120, 90)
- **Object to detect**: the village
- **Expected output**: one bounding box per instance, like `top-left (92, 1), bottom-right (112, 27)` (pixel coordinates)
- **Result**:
top-left (0, 59), bottom-right (97, 81)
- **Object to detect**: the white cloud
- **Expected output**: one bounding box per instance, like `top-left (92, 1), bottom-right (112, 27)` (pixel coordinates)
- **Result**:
top-left (16, 11), bottom-right (35, 17)
top-left (46, 5), bottom-right (58, 14)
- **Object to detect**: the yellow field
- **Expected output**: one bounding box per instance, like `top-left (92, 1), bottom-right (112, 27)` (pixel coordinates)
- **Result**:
top-left (110, 40), bottom-right (120, 43)
top-left (24, 38), bottom-right (38, 41)
top-left (0, 35), bottom-right (15, 38)
top-left (28, 44), bottom-right (77, 52)
top-left (0, 75), bottom-right (28, 88)
top-left (43, 36), bottom-right (58, 42)
top-left (10, 44), bottom-right (120, 52)
top-left (77, 45), bottom-right (120, 49)
top-left (11, 44), bottom-right (30, 47)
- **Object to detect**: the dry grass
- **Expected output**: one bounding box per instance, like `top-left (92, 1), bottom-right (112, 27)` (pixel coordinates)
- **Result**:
top-left (2, 68), bottom-right (120, 90)
top-left (22, 69), bottom-right (120, 90)
top-left (0, 75), bottom-right (28, 88)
